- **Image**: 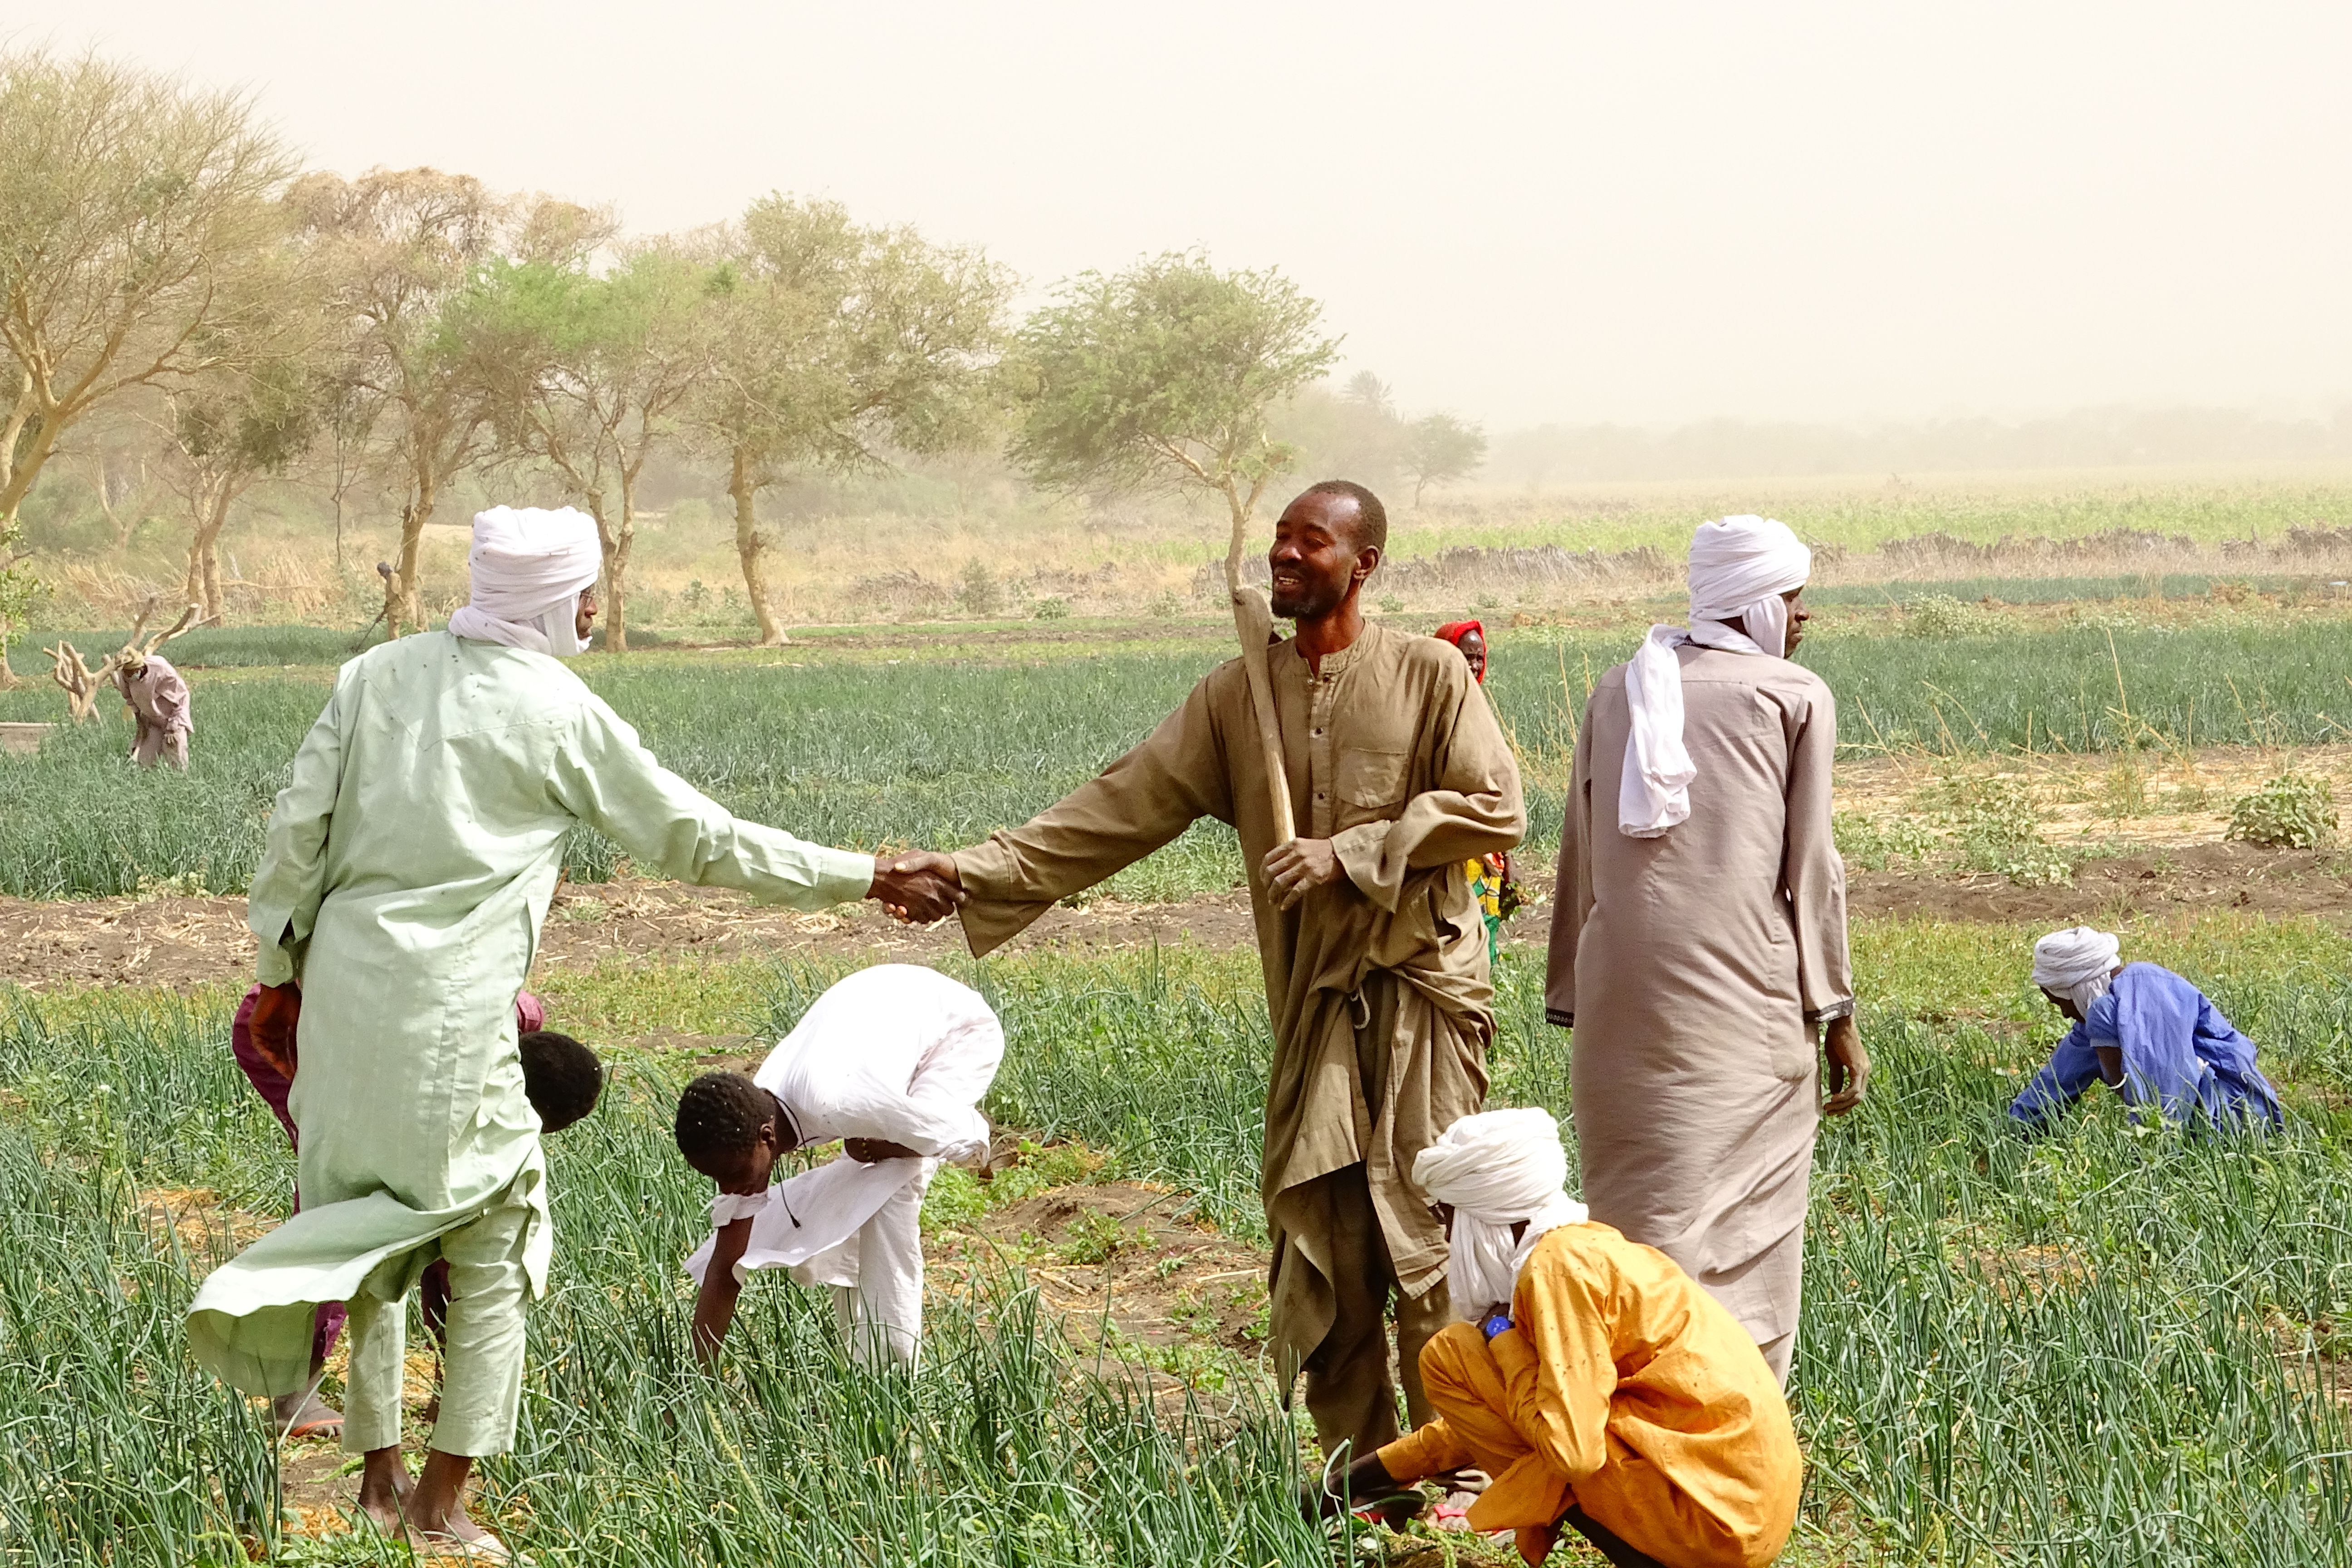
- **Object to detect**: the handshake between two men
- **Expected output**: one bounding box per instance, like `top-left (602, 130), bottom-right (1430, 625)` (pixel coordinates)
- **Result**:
top-left (867, 838), bottom-right (1347, 928)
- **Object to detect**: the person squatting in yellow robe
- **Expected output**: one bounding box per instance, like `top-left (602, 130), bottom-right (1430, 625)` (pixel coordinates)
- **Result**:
top-left (1308, 1110), bottom-right (1801, 1568)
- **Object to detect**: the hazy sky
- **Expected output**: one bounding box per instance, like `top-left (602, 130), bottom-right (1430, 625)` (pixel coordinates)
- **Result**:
top-left (23, 1), bottom-right (2352, 428)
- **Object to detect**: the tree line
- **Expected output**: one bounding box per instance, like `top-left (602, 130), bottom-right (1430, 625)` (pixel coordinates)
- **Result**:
top-left (0, 49), bottom-right (1487, 680)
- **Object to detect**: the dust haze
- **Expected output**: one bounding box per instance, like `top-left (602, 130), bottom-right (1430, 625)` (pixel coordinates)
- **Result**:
top-left (27, 0), bottom-right (2352, 466)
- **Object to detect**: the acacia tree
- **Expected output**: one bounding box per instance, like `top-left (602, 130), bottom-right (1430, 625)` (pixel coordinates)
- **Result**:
top-left (286, 171), bottom-right (600, 636)
top-left (688, 196), bottom-right (1011, 644)
top-left (1400, 412), bottom-right (1488, 503)
top-left (469, 240), bottom-right (719, 652)
top-left (160, 355), bottom-right (318, 619)
top-left (1007, 252), bottom-right (1338, 593)
top-left (0, 49), bottom-right (294, 683)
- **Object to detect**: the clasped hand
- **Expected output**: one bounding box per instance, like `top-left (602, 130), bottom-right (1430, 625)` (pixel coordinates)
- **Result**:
top-left (868, 851), bottom-right (966, 924)
top-left (1262, 838), bottom-right (1343, 911)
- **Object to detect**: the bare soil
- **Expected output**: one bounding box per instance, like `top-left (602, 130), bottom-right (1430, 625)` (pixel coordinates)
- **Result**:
top-left (1847, 841), bottom-right (2352, 923)
top-left (0, 878), bottom-right (1263, 994)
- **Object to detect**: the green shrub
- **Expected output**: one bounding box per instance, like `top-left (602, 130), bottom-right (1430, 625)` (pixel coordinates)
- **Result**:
top-left (1924, 770), bottom-right (2074, 885)
top-left (1903, 593), bottom-right (1979, 637)
top-left (2228, 771), bottom-right (2337, 848)
top-left (956, 559), bottom-right (1002, 617)
top-left (1833, 811), bottom-right (1940, 870)
top-left (1031, 596), bottom-right (1071, 621)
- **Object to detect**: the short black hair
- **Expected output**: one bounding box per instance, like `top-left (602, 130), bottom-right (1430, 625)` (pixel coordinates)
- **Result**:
top-left (1299, 480), bottom-right (1388, 554)
top-left (675, 1071), bottom-right (773, 1166)
top-left (519, 1030), bottom-right (604, 1134)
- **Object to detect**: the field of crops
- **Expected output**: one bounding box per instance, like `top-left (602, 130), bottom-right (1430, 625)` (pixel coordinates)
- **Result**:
top-left (5, 544), bottom-right (2352, 1566)
top-left (11, 600), bottom-right (2352, 901)
top-left (6, 919), bottom-right (2349, 1566)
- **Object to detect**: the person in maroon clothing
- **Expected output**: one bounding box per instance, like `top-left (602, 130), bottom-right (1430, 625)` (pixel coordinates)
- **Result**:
top-left (230, 987), bottom-right (602, 1436)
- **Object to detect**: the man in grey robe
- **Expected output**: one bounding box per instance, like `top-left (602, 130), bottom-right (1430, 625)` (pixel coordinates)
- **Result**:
top-left (1545, 514), bottom-right (1867, 1385)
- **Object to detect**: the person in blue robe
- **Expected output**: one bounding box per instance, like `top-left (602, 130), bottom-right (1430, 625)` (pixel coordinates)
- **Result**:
top-left (2010, 926), bottom-right (2283, 1132)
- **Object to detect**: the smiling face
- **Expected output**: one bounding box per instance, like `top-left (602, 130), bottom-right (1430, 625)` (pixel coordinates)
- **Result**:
top-left (1268, 490), bottom-right (1379, 621)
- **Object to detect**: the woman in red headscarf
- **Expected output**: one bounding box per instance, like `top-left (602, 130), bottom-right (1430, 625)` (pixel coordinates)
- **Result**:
top-left (1435, 620), bottom-right (1522, 962)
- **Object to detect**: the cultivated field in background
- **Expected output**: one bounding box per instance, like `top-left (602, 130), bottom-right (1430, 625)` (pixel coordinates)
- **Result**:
top-left (5, 471), bottom-right (2350, 1565)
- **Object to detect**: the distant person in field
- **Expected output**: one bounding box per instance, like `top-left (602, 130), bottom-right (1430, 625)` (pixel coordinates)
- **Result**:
top-left (674, 964), bottom-right (1002, 1367)
top-left (114, 646), bottom-right (192, 769)
top-left (1435, 619), bottom-right (1524, 962)
top-left (186, 505), bottom-right (962, 1557)
top-left (1304, 1110), bottom-right (1802, 1568)
top-left (228, 984), bottom-right (602, 1439)
top-left (1547, 515), bottom-right (1863, 1387)
top-left (917, 481), bottom-right (1527, 1464)
top-left (2012, 926), bottom-right (2283, 1132)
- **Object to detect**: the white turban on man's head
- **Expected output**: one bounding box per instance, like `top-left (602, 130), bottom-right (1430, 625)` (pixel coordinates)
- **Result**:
top-left (1619, 515), bottom-right (1813, 838)
top-left (2033, 926), bottom-right (2122, 1014)
top-left (1413, 1108), bottom-right (1588, 1321)
top-left (446, 505), bottom-right (603, 657)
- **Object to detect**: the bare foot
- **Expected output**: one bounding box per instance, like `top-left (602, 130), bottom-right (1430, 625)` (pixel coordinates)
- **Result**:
top-left (272, 1388), bottom-right (343, 1440)
top-left (355, 1446), bottom-right (413, 1536)
top-left (407, 1449), bottom-right (489, 1545)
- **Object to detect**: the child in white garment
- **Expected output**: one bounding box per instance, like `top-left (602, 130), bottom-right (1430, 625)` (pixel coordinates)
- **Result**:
top-left (674, 964), bottom-right (1002, 1367)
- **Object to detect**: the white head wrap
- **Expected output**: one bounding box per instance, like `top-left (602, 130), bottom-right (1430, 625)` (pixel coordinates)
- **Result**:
top-left (446, 505), bottom-right (603, 657)
top-left (1413, 1108), bottom-right (1588, 1321)
top-left (1618, 515), bottom-right (1813, 837)
top-left (2033, 926), bottom-right (2122, 1014)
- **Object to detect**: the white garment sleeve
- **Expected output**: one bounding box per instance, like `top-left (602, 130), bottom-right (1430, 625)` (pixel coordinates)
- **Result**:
top-left (893, 1012), bottom-right (1005, 1164)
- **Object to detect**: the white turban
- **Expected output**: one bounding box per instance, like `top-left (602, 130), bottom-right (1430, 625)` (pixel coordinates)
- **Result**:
top-left (1619, 515), bottom-right (1813, 837)
top-left (446, 505), bottom-right (603, 657)
top-left (2033, 926), bottom-right (2122, 1014)
top-left (1413, 1108), bottom-right (1588, 1321)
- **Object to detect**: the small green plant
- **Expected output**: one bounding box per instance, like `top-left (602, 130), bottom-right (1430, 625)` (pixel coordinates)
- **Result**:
top-left (957, 559), bottom-right (1003, 617)
top-left (987, 1138), bottom-right (1108, 1207)
top-left (1144, 590), bottom-right (1182, 618)
top-left (920, 1163), bottom-right (989, 1231)
top-left (2227, 771), bottom-right (2337, 848)
top-left (1833, 812), bottom-right (1939, 870)
top-left (1379, 595), bottom-right (1404, 614)
top-left (1903, 593), bottom-right (1979, 637)
top-left (1061, 1209), bottom-right (1154, 1265)
top-left (1924, 770), bottom-right (2073, 885)
top-left (1031, 596), bottom-right (1071, 621)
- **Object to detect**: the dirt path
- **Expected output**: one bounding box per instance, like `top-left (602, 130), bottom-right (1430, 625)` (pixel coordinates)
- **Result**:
top-left (10, 837), bottom-right (2352, 995)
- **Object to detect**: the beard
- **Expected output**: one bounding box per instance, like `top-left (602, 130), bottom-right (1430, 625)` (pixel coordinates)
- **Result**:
top-left (1270, 575), bottom-right (1346, 621)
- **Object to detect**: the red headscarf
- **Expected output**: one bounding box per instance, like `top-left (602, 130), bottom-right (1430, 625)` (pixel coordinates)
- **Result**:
top-left (1433, 619), bottom-right (1486, 682)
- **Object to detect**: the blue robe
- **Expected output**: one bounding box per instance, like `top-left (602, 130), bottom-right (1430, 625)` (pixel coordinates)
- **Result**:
top-left (2009, 962), bottom-right (2282, 1132)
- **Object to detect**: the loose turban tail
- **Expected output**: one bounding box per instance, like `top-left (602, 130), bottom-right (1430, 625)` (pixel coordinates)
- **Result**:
top-left (1414, 1107), bottom-right (1588, 1320)
top-left (2033, 925), bottom-right (2122, 1014)
top-left (446, 505), bottom-right (602, 657)
top-left (1619, 514), bottom-right (1812, 838)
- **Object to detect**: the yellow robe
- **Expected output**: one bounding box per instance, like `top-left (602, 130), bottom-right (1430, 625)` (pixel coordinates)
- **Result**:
top-left (1379, 1222), bottom-right (1802, 1568)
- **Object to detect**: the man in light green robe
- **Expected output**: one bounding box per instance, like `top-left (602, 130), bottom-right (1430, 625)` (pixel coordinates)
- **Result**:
top-left (188, 506), bottom-right (958, 1550)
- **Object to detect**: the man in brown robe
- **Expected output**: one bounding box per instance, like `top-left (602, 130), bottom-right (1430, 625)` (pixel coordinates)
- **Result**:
top-left (933, 481), bottom-right (1525, 1460)
top-left (1546, 515), bottom-right (1867, 1386)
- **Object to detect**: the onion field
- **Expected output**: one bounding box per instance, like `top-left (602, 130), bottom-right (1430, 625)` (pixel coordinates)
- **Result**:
top-left (10, 608), bottom-right (2352, 900)
top-left (5, 919), bottom-right (2349, 1565)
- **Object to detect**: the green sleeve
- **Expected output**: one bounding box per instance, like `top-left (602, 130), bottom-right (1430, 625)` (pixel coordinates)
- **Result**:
top-left (246, 679), bottom-right (348, 986)
top-left (549, 693), bottom-right (873, 910)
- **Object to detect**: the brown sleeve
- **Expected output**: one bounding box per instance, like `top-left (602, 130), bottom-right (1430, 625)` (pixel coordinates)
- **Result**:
top-left (954, 676), bottom-right (1232, 956)
top-left (1332, 661), bottom-right (1527, 912)
top-left (1783, 680), bottom-right (1853, 1021)
top-left (1543, 699), bottom-right (1596, 1028)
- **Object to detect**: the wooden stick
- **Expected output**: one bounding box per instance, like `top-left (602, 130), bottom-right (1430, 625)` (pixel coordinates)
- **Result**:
top-left (1223, 496), bottom-right (1296, 848)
